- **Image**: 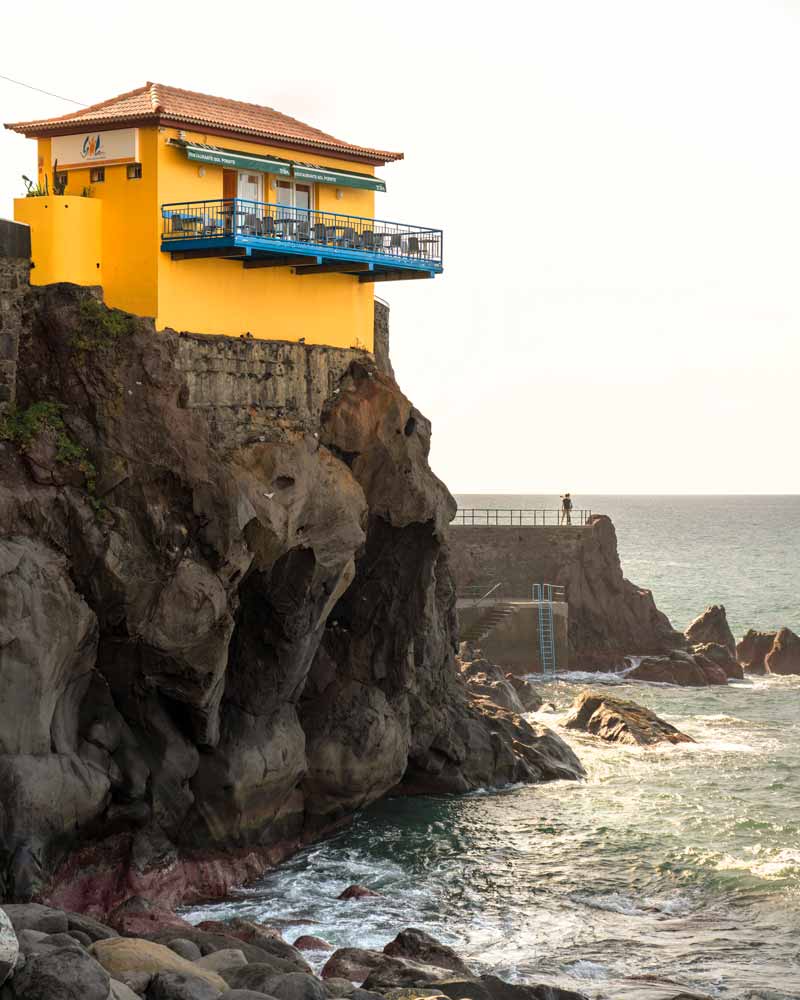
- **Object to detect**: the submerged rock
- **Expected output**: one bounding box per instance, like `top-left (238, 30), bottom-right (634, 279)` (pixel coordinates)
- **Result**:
top-left (563, 692), bottom-right (695, 746)
top-left (429, 974), bottom-right (589, 1000)
top-left (294, 935), bottom-right (333, 951)
top-left (685, 606), bottom-right (736, 656)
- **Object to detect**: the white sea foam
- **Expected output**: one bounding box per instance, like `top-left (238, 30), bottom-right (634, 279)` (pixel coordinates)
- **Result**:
top-left (563, 959), bottom-right (609, 980)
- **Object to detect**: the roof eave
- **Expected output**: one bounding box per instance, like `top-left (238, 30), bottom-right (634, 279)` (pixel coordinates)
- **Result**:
top-left (4, 115), bottom-right (404, 165)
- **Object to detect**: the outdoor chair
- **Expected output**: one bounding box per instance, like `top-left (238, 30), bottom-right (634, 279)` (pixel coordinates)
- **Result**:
top-left (312, 222), bottom-right (327, 243)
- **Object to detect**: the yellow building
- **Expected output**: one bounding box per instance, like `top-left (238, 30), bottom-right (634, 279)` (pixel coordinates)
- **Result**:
top-left (5, 83), bottom-right (443, 351)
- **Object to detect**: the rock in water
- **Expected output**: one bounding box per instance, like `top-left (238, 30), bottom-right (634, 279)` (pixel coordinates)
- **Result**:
top-left (338, 885), bottom-right (382, 901)
top-left (690, 642), bottom-right (743, 680)
top-left (627, 651), bottom-right (727, 686)
top-left (383, 929), bottom-right (474, 977)
top-left (685, 605), bottom-right (736, 655)
top-left (563, 692), bottom-right (695, 746)
top-left (0, 907), bottom-right (19, 985)
top-left (736, 629), bottom-right (776, 673)
top-left (765, 627), bottom-right (800, 675)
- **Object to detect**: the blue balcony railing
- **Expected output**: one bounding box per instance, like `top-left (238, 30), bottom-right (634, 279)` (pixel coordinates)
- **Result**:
top-left (161, 198), bottom-right (443, 272)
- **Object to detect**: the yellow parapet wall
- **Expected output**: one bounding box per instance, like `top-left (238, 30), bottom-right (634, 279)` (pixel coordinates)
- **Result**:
top-left (14, 197), bottom-right (102, 288)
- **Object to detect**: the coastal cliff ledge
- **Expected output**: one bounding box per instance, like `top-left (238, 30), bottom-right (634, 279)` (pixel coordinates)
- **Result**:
top-left (0, 283), bottom-right (582, 915)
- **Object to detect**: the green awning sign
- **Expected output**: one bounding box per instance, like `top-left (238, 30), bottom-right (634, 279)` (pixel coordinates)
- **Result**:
top-left (171, 139), bottom-right (385, 191)
top-left (181, 143), bottom-right (291, 176)
top-left (292, 163), bottom-right (386, 192)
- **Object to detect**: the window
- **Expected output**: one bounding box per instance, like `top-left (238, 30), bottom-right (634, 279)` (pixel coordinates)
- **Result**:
top-left (276, 179), bottom-right (313, 210)
top-left (54, 171), bottom-right (68, 189)
top-left (90, 167), bottom-right (105, 183)
top-left (127, 163), bottom-right (142, 180)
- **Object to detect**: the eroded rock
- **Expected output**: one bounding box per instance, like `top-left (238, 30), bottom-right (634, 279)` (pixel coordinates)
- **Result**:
top-left (685, 606), bottom-right (736, 655)
top-left (765, 627), bottom-right (800, 675)
top-left (563, 692), bottom-right (695, 746)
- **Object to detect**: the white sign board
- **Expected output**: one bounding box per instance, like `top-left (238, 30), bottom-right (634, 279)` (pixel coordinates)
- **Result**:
top-left (51, 128), bottom-right (139, 170)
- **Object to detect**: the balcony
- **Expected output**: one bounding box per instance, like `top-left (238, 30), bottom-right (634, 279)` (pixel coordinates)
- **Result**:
top-left (160, 198), bottom-right (443, 282)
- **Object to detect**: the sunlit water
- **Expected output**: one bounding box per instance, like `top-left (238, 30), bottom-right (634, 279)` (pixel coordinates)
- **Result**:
top-left (186, 674), bottom-right (800, 1000)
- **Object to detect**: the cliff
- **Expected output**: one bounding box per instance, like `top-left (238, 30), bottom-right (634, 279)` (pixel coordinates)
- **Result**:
top-left (0, 282), bottom-right (582, 914)
top-left (449, 517), bottom-right (685, 669)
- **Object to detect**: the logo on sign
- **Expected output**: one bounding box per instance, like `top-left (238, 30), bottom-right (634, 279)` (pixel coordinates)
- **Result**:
top-left (81, 134), bottom-right (103, 159)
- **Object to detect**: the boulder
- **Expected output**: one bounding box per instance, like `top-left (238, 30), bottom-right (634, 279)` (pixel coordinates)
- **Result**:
top-left (147, 970), bottom-right (223, 999)
top-left (504, 674), bottom-right (542, 712)
top-left (0, 908), bottom-right (19, 985)
top-left (433, 975), bottom-right (589, 1000)
top-left (323, 978), bottom-right (356, 996)
top-left (383, 930), bottom-right (473, 978)
top-left (222, 969), bottom-right (326, 1000)
top-left (66, 929), bottom-right (92, 947)
top-left (321, 950), bottom-right (386, 983)
top-left (195, 948), bottom-right (248, 972)
top-left (1, 903), bottom-right (69, 936)
top-left (7, 945), bottom-right (110, 1000)
top-left (195, 922), bottom-right (308, 968)
top-left (89, 938), bottom-right (226, 991)
top-left (337, 886), bottom-right (382, 901)
top-left (362, 956), bottom-right (465, 991)
top-left (65, 912), bottom-right (117, 942)
top-left (220, 992), bottom-right (283, 1000)
top-left (16, 930), bottom-right (87, 957)
top-left (765, 627), bottom-right (800, 675)
top-left (169, 939), bottom-right (204, 962)
top-left (690, 642), bottom-right (743, 680)
top-left (293, 936), bottom-right (333, 952)
top-left (109, 981), bottom-right (142, 1000)
top-left (685, 606), bottom-right (736, 655)
top-left (563, 692), bottom-right (695, 746)
top-left (691, 655), bottom-right (729, 686)
top-left (736, 630), bottom-right (776, 674)
top-left (115, 970), bottom-right (154, 994)
top-left (627, 655), bottom-right (708, 687)
top-left (107, 898), bottom-right (194, 939)
top-left (151, 928), bottom-right (307, 971)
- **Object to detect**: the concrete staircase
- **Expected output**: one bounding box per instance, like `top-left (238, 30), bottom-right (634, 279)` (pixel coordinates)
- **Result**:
top-left (460, 602), bottom-right (517, 644)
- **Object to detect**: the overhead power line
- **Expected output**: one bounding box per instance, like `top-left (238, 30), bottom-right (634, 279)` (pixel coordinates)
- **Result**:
top-left (0, 73), bottom-right (87, 107)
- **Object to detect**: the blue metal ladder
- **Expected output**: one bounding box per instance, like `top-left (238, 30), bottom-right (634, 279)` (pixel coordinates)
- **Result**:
top-left (532, 583), bottom-right (557, 677)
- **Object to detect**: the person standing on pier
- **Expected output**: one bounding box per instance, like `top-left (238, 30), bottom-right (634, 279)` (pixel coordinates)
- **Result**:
top-left (560, 493), bottom-right (573, 525)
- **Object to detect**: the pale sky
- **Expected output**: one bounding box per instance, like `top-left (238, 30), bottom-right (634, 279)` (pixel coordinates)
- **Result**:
top-left (2, 1), bottom-right (799, 494)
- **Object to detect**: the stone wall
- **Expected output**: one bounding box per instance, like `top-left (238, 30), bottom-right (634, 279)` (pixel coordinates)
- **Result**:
top-left (0, 221), bottom-right (31, 413)
top-left (372, 297), bottom-right (394, 378)
top-left (449, 516), bottom-right (684, 667)
top-left (458, 601), bottom-right (570, 674)
top-left (171, 331), bottom-right (366, 447)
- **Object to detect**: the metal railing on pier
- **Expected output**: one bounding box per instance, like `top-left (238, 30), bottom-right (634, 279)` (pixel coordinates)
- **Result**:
top-left (452, 508), bottom-right (593, 526)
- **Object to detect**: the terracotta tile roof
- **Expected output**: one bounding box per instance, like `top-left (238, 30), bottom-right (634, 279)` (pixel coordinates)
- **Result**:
top-left (4, 82), bottom-right (403, 164)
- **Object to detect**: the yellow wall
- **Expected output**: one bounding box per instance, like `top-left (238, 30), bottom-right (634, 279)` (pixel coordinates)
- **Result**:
top-left (14, 196), bottom-right (102, 287)
top-left (20, 125), bottom-right (379, 350)
top-left (155, 128), bottom-right (374, 349)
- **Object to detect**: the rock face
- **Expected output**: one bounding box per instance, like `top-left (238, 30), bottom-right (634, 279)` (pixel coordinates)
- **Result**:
top-left (449, 517), bottom-right (685, 670)
top-left (458, 650), bottom-right (542, 714)
top-left (0, 283), bottom-right (583, 912)
top-left (685, 606), bottom-right (736, 655)
top-left (736, 630), bottom-right (776, 674)
top-left (764, 627), bottom-right (800, 675)
top-left (563, 693), bottom-right (694, 746)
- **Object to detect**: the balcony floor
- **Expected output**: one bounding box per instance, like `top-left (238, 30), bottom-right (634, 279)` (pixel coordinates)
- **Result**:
top-left (161, 233), bottom-right (442, 283)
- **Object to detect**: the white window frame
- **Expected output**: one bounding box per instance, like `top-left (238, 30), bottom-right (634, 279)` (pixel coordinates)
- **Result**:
top-left (274, 177), bottom-right (314, 211)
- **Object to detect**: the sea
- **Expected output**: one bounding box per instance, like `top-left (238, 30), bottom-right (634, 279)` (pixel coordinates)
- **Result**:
top-left (186, 496), bottom-right (800, 1000)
